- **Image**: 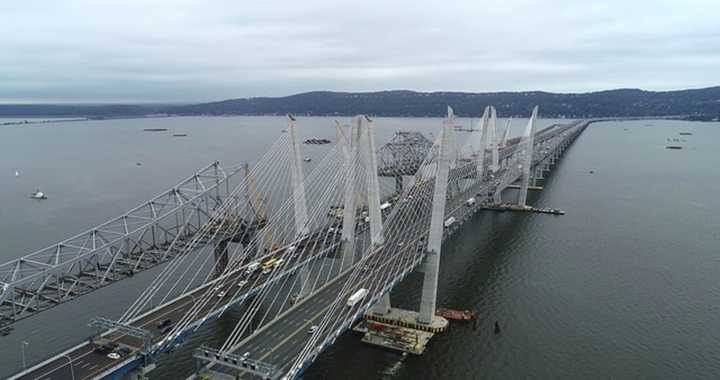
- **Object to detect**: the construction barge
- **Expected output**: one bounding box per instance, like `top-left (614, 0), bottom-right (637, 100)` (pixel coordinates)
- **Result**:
top-left (480, 203), bottom-right (565, 215)
top-left (436, 308), bottom-right (475, 321)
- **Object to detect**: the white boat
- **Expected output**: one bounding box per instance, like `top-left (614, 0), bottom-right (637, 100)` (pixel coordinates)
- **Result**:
top-left (303, 157), bottom-right (312, 162)
top-left (30, 189), bottom-right (47, 199)
top-left (14, 170), bottom-right (20, 177)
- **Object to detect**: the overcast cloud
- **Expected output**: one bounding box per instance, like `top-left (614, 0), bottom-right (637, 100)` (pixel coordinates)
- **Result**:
top-left (1, 0), bottom-right (719, 103)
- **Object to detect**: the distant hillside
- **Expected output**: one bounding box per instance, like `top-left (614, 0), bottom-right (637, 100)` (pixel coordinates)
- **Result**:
top-left (2, 87), bottom-right (720, 119)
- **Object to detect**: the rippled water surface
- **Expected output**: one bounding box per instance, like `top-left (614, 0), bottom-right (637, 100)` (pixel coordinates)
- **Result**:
top-left (1, 117), bottom-right (718, 379)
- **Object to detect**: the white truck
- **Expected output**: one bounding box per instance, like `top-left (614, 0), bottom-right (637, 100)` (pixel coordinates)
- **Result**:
top-left (380, 202), bottom-right (392, 211)
top-left (443, 217), bottom-right (456, 228)
top-left (466, 197), bottom-right (476, 206)
top-left (245, 262), bottom-right (260, 274)
top-left (346, 288), bottom-right (369, 307)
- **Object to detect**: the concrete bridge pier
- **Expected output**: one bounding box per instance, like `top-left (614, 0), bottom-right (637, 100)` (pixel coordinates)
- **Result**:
top-left (493, 185), bottom-right (504, 204)
top-left (533, 166), bottom-right (544, 187)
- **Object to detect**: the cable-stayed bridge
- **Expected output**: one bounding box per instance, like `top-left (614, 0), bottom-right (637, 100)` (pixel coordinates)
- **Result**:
top-left (5, 107), bottom-right (589, 380)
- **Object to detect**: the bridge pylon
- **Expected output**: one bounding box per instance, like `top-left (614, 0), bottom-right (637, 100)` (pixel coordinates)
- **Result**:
top-left (517, 106), bottom-right (538, 207)
top-left (418, 107), bottom-right (455, 325)
top-left (498, 118), bottom-right (511, 149)
top-left (475, 106), bottom-right (490, 178)
top-left (488, 106), bottom-right (500, 173)
top-left (340, 118), bottom-right (361, 270)
top-left (288, 114), bottom-right (313, 298)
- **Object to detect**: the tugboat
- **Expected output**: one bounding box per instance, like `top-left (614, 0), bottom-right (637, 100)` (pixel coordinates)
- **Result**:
top-left (30, 188), bottom-right (47, 199)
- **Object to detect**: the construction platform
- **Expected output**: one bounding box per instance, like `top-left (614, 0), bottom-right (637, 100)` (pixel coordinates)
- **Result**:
top-left (356, 320), bottom-right (435, 355)
top-left (354, 309), bottom-right (448, 355)
top-left (365, 308), bottom-right (449, 333)
top-left (436, 307), bottom-right (475, 321)
top-left (481, 203), bottom-right (565, 215)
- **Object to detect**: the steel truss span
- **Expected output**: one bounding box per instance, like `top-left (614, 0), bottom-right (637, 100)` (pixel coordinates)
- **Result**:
top-left (0, 161), bottom-right (243, 327)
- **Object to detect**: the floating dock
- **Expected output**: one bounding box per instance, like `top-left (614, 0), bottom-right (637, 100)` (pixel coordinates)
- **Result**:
top-left (480, 203), bottom-right (565, 215)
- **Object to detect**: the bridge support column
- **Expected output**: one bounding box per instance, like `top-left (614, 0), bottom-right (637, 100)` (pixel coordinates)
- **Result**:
top-left (499, 118), bottom-right (511, 149)
top-left (213, 239), bottom-right (229, 278)
top-left (418, 108), bottom-right (454, 325)
top-left (340, 119), bottom-right (361, 270)
top-left (288, 115), bottom-right (309, 236)
top-left (395, 175), bottom-right (404, 194)
top-left (517, 107), bottom-right (538, 207)
top-left (488, 106), bottom-right (499, 173)
top-left (288, 115), bottom-right (312, 298)
top-left (372, 293), bottom-right (392, 315)
top-left (493, 185), bottom-right (504, 204)
top-left (360, 116), bottom-right (393, 315)
top-left (362, 116), bottom-right (385, 250)
top-left (475, 106), bottom-right (489, 178)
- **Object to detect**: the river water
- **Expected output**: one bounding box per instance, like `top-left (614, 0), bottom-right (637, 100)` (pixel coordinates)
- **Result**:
top-left (0, 116), bottom-right (718, 379)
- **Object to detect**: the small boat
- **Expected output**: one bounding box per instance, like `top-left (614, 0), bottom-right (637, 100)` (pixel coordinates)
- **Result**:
top-left (14, 170), bottom-right (20, 177)
top-left (172, 133), bottom-right (188, 137)
top-left (31, 189), bottom-right (47, 199)
top-left (303, 157), bottom-right (312, 162)
top-left (143, 128), bottom-right (168, 132)
top-left (665, 146), bottom-right (683, 150)
top-left (679, 132), bottom-right (693, 136)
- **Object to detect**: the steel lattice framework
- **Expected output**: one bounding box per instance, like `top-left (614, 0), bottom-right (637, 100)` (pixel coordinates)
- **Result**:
top-left (377, 131), bottom-right (434, 176)
top-left (0, 161), bottom-right (244, 327)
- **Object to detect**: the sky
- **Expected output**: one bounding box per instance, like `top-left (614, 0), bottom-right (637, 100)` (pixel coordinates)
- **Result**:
top-left (1, 0), bottom-right (719, 103)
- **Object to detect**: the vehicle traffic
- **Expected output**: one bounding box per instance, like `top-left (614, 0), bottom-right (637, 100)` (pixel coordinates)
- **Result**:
top-left (443, 217), bottom-right (456, 228)
top-left (347, 288), bottom-right (368, 307)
